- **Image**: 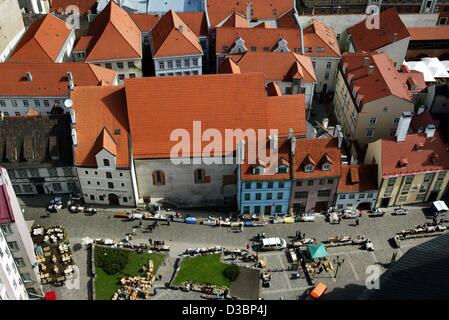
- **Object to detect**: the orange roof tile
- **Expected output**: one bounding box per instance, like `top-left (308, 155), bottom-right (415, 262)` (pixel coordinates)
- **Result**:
top-left (124, 73), bottom-right (306, 159)
top-left (0, 63), bottom-right (117, 97)
top-left (207, 0), bottom-right (295, 27)
top-left (408, 26), bottom-right (449, 41)
top-left (220, 12), bottom-right (250, 28)
top-left (349, 8), bottom-right (410, 52)
top-left (381, 133), bottom-right (449, 177)
top-left (177, 12), bottom-right (209, 36)
top-left (150, 10), bottom-right (203, 58)
top-left (82, 0), bottom-right (141, 61)
top-left (293, 138), bottom-right (341, 179)
top-left (240, 137), bottom-right (292, 181)
top-left (9, 14), bottom-right (72, 63)
top-left (254, 22), bottom-right (275, 29)
top-left (276, 9), bottom-right (298, 28)
top-left (221, 51), bottom-right (317, 82)
top-left (411, 110), bottom-right (436, 133)
top-left (129, 13), bottom-right (160, 32)
top-left (73, 36), bottom-right (93, 52)
top-left (216, 21), bottom-right (340, 58)
top-left (50, 0), bottom-right (97, 14)
top-left (71, 86), bottom-right (130, 168)
top-left (219, 57), bottom-right (241, 73)
top-left (341, 52), bottom-right (413, 106)
top-left (337, 164), bottom-right (378, 193)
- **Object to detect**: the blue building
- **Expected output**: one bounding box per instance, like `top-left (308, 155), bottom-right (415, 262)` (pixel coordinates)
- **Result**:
top-left (237, 137), bottom-right (293, 216)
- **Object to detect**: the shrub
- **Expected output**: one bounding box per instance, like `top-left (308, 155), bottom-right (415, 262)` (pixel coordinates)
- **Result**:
top-left (95, 247), bottom-right (128, 275)
top-left (223, 264), bottom-right (240, 282)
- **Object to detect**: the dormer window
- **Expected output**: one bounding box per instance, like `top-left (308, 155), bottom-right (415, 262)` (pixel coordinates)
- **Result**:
top-left (274, 38), bottom-right (290, 52)
top-left (253, 166), bottom-right (265, 174)
top-left (230, 37), bottom-right (248, 54)
top-left (278, 165), bottom-right (289, 174)
top-left (432, 153), bottom-right (440, 164)
top-left (415, 142), bottom-right (424, 151)
top-left (398, 157), bottom-right (408, 168)
top-left (305, 164), bottom-right (315, 172)
top-left (322, 163), bottom-right (331, 171)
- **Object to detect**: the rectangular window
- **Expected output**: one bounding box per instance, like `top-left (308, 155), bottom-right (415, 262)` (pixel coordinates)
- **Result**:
top-left (256, 183), bottom-right (263, 189)
top-left (12, 100), bottom-right (18, 107)
top-left (327, 179), bottom-right (334, 184)
top-left (108, 182), bottom-right (114, 189)
top-left (319, 179), bottom-right (326, 185)
top-left (267, 182), bottom-right (273, 188)
top-left (118, 74), bottom-right (125, 80)
top-left (159, 61), bottom-right (165, 69)
top-left (254, 206), bottom-right (261, 214)
top-left (245, 182), bottom-right (251, 189)
top-left (251, 46), bottom-right (257, 52)
top-left (278, 182), bottom-right (285, 188)
top-left (307, 180), bottom-right (314, 186)
top-left (52, 183), bottom-right (62, 192)
top-left (393, 117), bottom-right (400, 124)
top-left (8, 241), bottom-right (19, 251)
top-left (184, 59), bottom-right (190, 67)
top-left (277, 193), bottom-right (283, 200)
top-left (359, 193), bottom-right (365, 199)
top-left (123, 197), bottom-right (128, 203)
top-left (117, 62), bottom-right (124, 69)
top-left (176, 60), bottom-right (182, 68)
top-left (106, 172), bottom-right (112, 179)
top-left (90, 195), bottom-right (95, 200)
top-left (266, 193), bottom-right (272, 200)
top-left (15, 257), bottom-right (25, 267)
top-left (324, 72), bottom-right (330, 80)
top-left (318, 190), bottom-right (331, 197)
top-left (349, 194), bottom-right (355, 199)
top-left (1, 224), bottom-right (13, 234)
top-left (275, 205), bottom-right (282, 213)
top-left (243, 206), bottom-right (250, 214)
top-left (105, 63), bottom-right (112, 69)
top-left (0, 100), bottom-right (5, 106)
top-left (387, 177), bottom-right (397, 187)
top-left (339, 194), bottom-right (346, 199)
top-left (244, 193), bottom-right (250, 201)
top-left (129, 73), bottom-right (136, 78)
top-left (296, 181), bottom-right (302, 187)
top-left (43, 100), bottom-right (50, 107)
top-left (23, 100), bottom-right (29, 107)
top-left (48, 168), bottom-right (58, 177)
top-left (167, 61), bottom-right (173, 69)
top-left (438, 171), bottom-right (447, 181)
top-left (255, 193), bottom-right (262, 200)
top-left (366, 130), bottom-right (374, 137)
top-left (193, 59), bottom-right (198, 66)
top-left (369, 117), bottom-right (377, 125)
top-left (326, 61), bottom-right (332, 69)
top-left (21, 273), bottom-right (32, 283)
top-left (34, 100), bottom-right (40, 107)
top-left (295, 192), bottom-right (308, 199)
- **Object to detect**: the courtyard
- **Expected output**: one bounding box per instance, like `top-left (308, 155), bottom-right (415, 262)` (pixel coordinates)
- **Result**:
top-left (18, 194), bottom-right (442, 300)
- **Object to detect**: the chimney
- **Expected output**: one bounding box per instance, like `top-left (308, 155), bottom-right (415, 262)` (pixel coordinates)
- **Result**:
top-left (0, 111), bottom-right (4, 121)
top-left (290, 136), bottom-right (296, 155)
top-left (238, 140), bottom-right (246, 163)
top-left (67, 72), bottom-right (74, 90)
top-left (368, 65), bottom-right (375, 75)
top-left (288, 128), bottom-right (293, 139)
top-left (336, 125), bottom-right (343, 148)
top-left (425, 124), bottom-right (436, 138)
top-left (26, 72), bottom-right (32, 82)
top-left (322, 118), bottom-right (329, 129)
top-left (178, 25), bottom-right (183, 33)
top-left (363, 57), bottom-right (369, 66)
top-left (246, 3), bottom-right (252, 20)
top-left (392, 32), bottom-right (397, 42)
top-left (396, 111), bottom-right (412, 142)
top-left (417, 105), bottom-right (425, 115)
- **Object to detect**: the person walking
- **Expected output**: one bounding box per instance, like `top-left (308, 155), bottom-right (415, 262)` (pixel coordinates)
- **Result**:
top-left (149, 238), bottom-right (152, 246)
top-left (355, 217), bottom-right (360, 226)
top-left (139, 219), bottom-right (143, 228)
top-left (246, 243), bottom-right (250, 251)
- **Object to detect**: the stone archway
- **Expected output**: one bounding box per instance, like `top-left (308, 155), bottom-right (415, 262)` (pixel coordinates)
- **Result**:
top-left (108, 193), bottom-right (120, 205)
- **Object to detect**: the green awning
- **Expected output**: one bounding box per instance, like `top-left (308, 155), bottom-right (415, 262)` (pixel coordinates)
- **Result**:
top-left (307, 243), bottom-right (328, 259)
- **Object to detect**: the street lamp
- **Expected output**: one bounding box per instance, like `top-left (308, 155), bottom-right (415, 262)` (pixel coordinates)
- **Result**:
top-left (333, 255), bottom-right (345, 279)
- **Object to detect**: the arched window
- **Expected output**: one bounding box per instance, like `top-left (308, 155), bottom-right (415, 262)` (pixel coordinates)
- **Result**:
top-left (194, 169), bottom-right (206, 183)
top-left (278, 165), bottom-right (289, 174)
top-left (253, 166), bottom-right (265, 174)
top-left (152, 170), bottom-right (165, 186)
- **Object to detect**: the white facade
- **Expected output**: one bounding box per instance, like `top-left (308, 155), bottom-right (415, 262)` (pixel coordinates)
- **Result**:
top-left (0, 96), bottom-right (66, 117)
top-left (19, 0), bottom-right (50, 14)
top-left (0, 168), bottom-right (43, 299)
top-left (335, 190), bottom-right (378, 210)
top-left (0, 0), bottom-right (25, 62)
top-left (74, 57), bottom-right (143, 83)
top-left (77, 150), bottom-right (136, 207)
top-left (56, 30), bottom-right (76, 63)
top-left (271, 80), bottom-right (315, 109)
top-left (154, 55), bottom-right (203, 77)
top-left (7, 167), bottom-right (79, 195)
top-left (312, 57), bottom-right (340, 93)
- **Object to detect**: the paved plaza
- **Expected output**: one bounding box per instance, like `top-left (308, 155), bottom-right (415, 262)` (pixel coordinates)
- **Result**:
top-left (19, 195), bottom-right (442, 300)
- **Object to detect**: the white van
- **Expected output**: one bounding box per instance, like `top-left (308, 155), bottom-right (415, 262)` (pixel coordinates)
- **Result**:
top-left (260, 237), bottom-right (287, 251)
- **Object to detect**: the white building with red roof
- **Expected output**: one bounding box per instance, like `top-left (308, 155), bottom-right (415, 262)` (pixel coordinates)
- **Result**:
top-left (72, 1), bottom-right (142, 82)
top-left (333, 51), bottom-right (416, 152)
top-left (365, 111), bottom-right (449, 208)
top-left (0, 0), bottom-right (25, 63)
top-left (0, 63), bottom-right (117, 117)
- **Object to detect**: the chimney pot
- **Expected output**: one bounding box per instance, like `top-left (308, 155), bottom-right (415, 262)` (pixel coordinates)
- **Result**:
top-left (322, 118), bottom-right (329, 129)
top-left (368, 65), bottom-right (375, 75)
top-left (392, 32), bottom-right (398, 42)
top-left (425, 124), bottom-right (436, 138)
top-left (26, 72), bottom-right (32, 82)
top-left (178, 25), bottom-right (183, 33)
top-left (417, 105), bottom-right (425, 115)
top-left (363, 57), bottom-right (369, 66)
top-left (396, 111), bottom-right (413, 142)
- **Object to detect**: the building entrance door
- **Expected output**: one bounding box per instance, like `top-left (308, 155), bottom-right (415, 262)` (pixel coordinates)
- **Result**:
top-left (264, 206), bottom-right (272, 215)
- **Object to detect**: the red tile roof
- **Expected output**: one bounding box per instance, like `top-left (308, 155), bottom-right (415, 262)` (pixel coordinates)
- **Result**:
top-left (276, 9), bottom-right (298, 28)
top-left (50, 0), bottom-right (98, 14)
top-left (411, 110), bottom-right (436, 133)
top-left (408, 26), bottom-right (449, 41)
top-left (80, 0), bottom-right (141, 61)
top-left (207, 0), bottom-right (295, 27)
top-left (129, 13), bottom-right (160, 32)
top-left (8, 14), bottom-right (72, 63)
top-left (0, 63), bottom-right (116, 97)
top-left (380, 133), bottom-right (449, 177)
top-left (293, 138), bottom-right (341, 179)
top-left (177, 12), bottom-right (209, 37)
top-left (341, 51), bottom-right (414, 106)
top-left (216, 20), bottom-right (340, 58)
top-left (398, 65), bottom-right (427, 95)
top-left (220, 12), bottom-right (250, 28)
top-left (349, 8), bottom-right (410, 52)
top-left (71, 86), bottom-right (131, 168)
top-left (220, 51), bottom-right (317, 82)
top-left (337, 164), bottom-right (378, 193)
top-left (150, 10), bottom-right (203, 58)
top-left (124, 73), bottom-right (306, 159)
top-left (266, 81), bottom-right (282, 96)
top-left (240, 137), bottom-right (292, 181)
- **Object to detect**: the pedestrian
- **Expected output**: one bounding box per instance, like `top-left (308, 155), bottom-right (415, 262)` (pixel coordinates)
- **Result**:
top-left (167, 219), bottom-right (171, 226)
top-left (391, 252), bottom-right (398, 264)
top-left (355, 218), bottom-right (360, 226)
top-left (149, 238), bottom-right (152, 246)
top-left (433, 217), bottom-right (438, 226)
top-left (246, 243), bottom-right (250, 251)
top-left (139, 220), bottom-right (143, 228)
top-left (132, 227), bottom-right (136, 234)
top-left (262, 232), bottom-right (266, 238)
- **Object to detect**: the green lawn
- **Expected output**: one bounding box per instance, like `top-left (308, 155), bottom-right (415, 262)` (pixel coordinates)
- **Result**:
top-left (173, 254), bottom-right (231, 288)
top-left (94, 246), bottom-right (165, 300)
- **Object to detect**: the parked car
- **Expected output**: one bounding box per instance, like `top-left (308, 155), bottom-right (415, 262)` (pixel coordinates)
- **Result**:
top-left (301, 212), bottom-right (316, 222)
top-left (431, 201), bottom-right (448, 217)
top-left (368, 208), bottom-right (384, 217)
top-left (327, 211), bottom-right (341, 224)
top-left (259, 237), bottom-right (287, 251)
top-left (392, 206), bottom-right (408, 216)
top-left (341, 208), bottom-right (360, 219)
top-left (305, 282), bottom-right (328, 300)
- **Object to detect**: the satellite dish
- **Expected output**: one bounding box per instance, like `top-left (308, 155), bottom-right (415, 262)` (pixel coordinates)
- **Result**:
top-left (64, 99), bottom-right (73, 108)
